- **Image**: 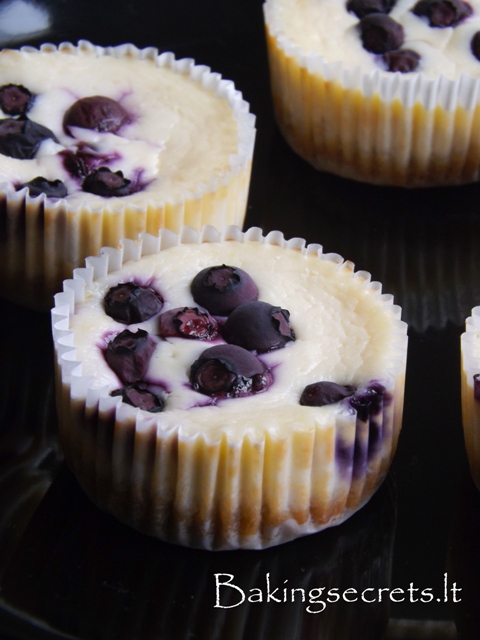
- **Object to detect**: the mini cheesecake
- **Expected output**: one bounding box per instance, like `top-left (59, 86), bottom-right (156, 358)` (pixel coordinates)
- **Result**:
top-left (52, 225), bottom-right (408, 550)
top-left (0, 41), bottom-right (255, 308)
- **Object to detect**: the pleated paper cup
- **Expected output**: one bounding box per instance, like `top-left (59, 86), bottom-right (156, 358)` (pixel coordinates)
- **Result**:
top-left (264, 0), bottom-right (480, 188)
top-left (461, 307), bottom-right (480, 490)
top-left (0, 41), bottom-right (255, 310)
top-left (51, 225), bottom-right (408, 550)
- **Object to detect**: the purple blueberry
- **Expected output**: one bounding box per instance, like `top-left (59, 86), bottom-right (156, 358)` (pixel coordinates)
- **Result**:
top-left (82, 167), bottom-right (132, 197)
top-left (61, 146), bottom-right (118, 178)
top-left (0, 117), bottom-right (57, 159)
top-left (17, 176), bottom-right (67, 198)
top-left (158, 307), bottom-right (219, 340)
top-left (347, 0), bottom-right (396, 18)
top-left (111, 384), bottom-right (164, 412)
top-left (190, 265), bottom-right (258, 316)
top-left (359, 14), bottom-right (404, 53)
top-left (0, 84), bottom-right (33, 116)
top-left (382, 49), bottom-right (421, 72)
top-left (411, 0), bottom-right (472, 26)
top-left (190, 344), bottom-right (272, 398)
top-left (349, 382), bottom-right (386, 421)
top-left (222, 301), bottom-right (295, 353)
top-left (471, 32), bottom-right (480, 61)
top-left (300, 382), bottom-right (356, 407)
top-left (104, 282), bottom-right (163, 324)
top-left (63, 96), bottom-right (129, 134)
top-left (104, 329), bottom-right (155, 384)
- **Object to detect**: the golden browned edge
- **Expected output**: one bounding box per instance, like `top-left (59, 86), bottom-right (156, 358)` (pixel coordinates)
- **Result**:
top-left (0, 164), bottom-right (252, 311)
top-left (265, 27), bottom-right (480, 188)
top-left (55, 363), bottom-right (405, 550)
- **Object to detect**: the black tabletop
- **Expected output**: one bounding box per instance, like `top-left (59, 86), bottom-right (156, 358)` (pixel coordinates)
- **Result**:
top-left (1, 1), bottom-right (479, 638)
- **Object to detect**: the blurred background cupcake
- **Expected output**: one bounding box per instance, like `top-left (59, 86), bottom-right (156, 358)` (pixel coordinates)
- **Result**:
top-left (264, 0), bottom-right (480, 187)
top-left (0, 40), bottom-right (256, 309)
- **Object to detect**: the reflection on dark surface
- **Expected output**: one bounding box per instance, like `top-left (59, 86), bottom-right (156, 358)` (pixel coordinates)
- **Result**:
top-left (448, 475), bottom-right (480, 639)
top-left (1, 466), bottom-right (395, 640)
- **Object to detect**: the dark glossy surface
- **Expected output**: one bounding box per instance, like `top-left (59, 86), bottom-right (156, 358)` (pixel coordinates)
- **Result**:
top-left (0, 0), bottom-right (478, 638)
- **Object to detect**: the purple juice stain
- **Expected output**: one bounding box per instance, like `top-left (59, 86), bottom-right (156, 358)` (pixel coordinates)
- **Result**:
top-left (61, 146), bottom-right (121, 179)
top-left (474, 374), bottom-right (480, 401)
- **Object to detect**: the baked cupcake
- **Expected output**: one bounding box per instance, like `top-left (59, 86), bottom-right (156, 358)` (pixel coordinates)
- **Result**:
top-left (51, 225), bottom-right (408, 550)
top-left (264, 0), bottom-right (480, 187)
top-left (461, 306), bottom-right (480, 490)
top-left (0, 41), bottom-right (255, 309)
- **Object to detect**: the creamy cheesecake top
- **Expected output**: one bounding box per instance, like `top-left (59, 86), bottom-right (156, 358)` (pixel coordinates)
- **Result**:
top-left (0, 45), bottom-right (243, 206)
top-left (66, 239), bottom-right (404, 439)
top-left (265, 0), bottom-right (480, 80)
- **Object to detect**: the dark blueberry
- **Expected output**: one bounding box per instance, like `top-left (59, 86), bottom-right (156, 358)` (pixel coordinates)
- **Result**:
top-left (474, 373), bottom-right (480, 401)
top-left (190, 344), bottom-right (272, 398)
top-left (347, 0), bottom-right (396, 18)
top-left (349, 383), bottom-right (386, 421)
top-left (190, 265), bottom-right (258, 316)
top-left (0, 84), bottom-right (33, 116)
top-left (16, 176), bottom-right (67, 198)
top-left (471, 32), bottom-right (480, 61)
top-left (104, 282), bottom-right (163, 324)
top-left (63, 96), bottom-right (129, 134)
top-left (300, 382), bottom-right (356, 407)
top-left (359, 14), bottom-right (404, 53)
top-left (382, 49), bottom-right (421, 72)
top-left (411, 0), bottom-right (472, 26)
top-left (158, 307), bottom-right (219, 340)
top-left (104, 329), bottom-right (155, 384)
top-left (222, 301), bottom-right (295, 353)
top-left (111, 384), bottom-right (164, 412)
top-left (82, 167), bottom-right (132, 197)
top-left (61, 146), bottom-right (118, 178)
top-left (0, 117), bottom-right (57, 159)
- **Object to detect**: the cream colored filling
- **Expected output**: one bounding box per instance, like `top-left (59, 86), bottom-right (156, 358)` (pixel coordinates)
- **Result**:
top-left (69, 241), bottom-right (397, 440)
top-left (0, 48), bottom-right (238, 205)
top-left (267, 0), bottom-right (480, 80)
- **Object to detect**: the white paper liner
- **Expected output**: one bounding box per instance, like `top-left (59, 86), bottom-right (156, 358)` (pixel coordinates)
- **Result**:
top-left (264, 1), bottom-right (480, 187)
top-left (461, 307), bottom-right (480, 490)
top-left (51, 225), bottom-right (408, 550)
top-left (0, 41), bottom-right (256, 310)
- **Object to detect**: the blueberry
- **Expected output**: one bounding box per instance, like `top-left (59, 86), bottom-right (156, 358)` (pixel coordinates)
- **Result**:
top-left (158, 307), bottom-right (219, 340)
top-left (190, 344), bottom-right (272, 398)
top-left (349, 383), bottom-right (386, 421)
top-left (82, 167), bottom-right (132, 197)
top-left (471, 32), bottom-right (480, 61)
top-left (359, 14), bottom-right (404, 53)
top-left (382, 49), bottom-right (421, 72)
top-left (0, 84), bottom-right (33, 116)
top-left (104, 329), bottom-right (155, 384)
top-left (347, 0), bottom-right (396, 19)
top-left (411, 0), bottom-right (472, 26)
top-left (16, 176), bottom-right (67, 198)
top-left (63, 96), bottom-right (129, 134)
top-left (190, 265), bottom-right (258, 316)
top-left (111, 384), bottom-right (164, 412)
top-left (61, 146), bottom-right (118, 179)
top-left (0, 117), bottom-right (57, 159)
top-left (104, 282), bottom-right (163, 324)
top-left (300, 382), bottom-right (356, 407)
top-left (222, 301), bottom-right (295, 353)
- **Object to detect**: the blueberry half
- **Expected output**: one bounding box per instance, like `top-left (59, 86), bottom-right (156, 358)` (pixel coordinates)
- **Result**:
top-left (111, 384), bottom-right (164, 412)
top-left (158, 307), bottom-right (219, 340)
top-left (411, 0), bottom-right (472, 26)
top-left (17, 176), bottom-right (67, 198)
top-left (359, 14), bottom-right (404, 53)
top-left (382, 49), bottom-right (421, 72)
top-left (0, 84), bottom-right (34, 116)
top-left (82, 167), bottom-right (132, 197)
top-left (347, 0), bottom-right (396, 18)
